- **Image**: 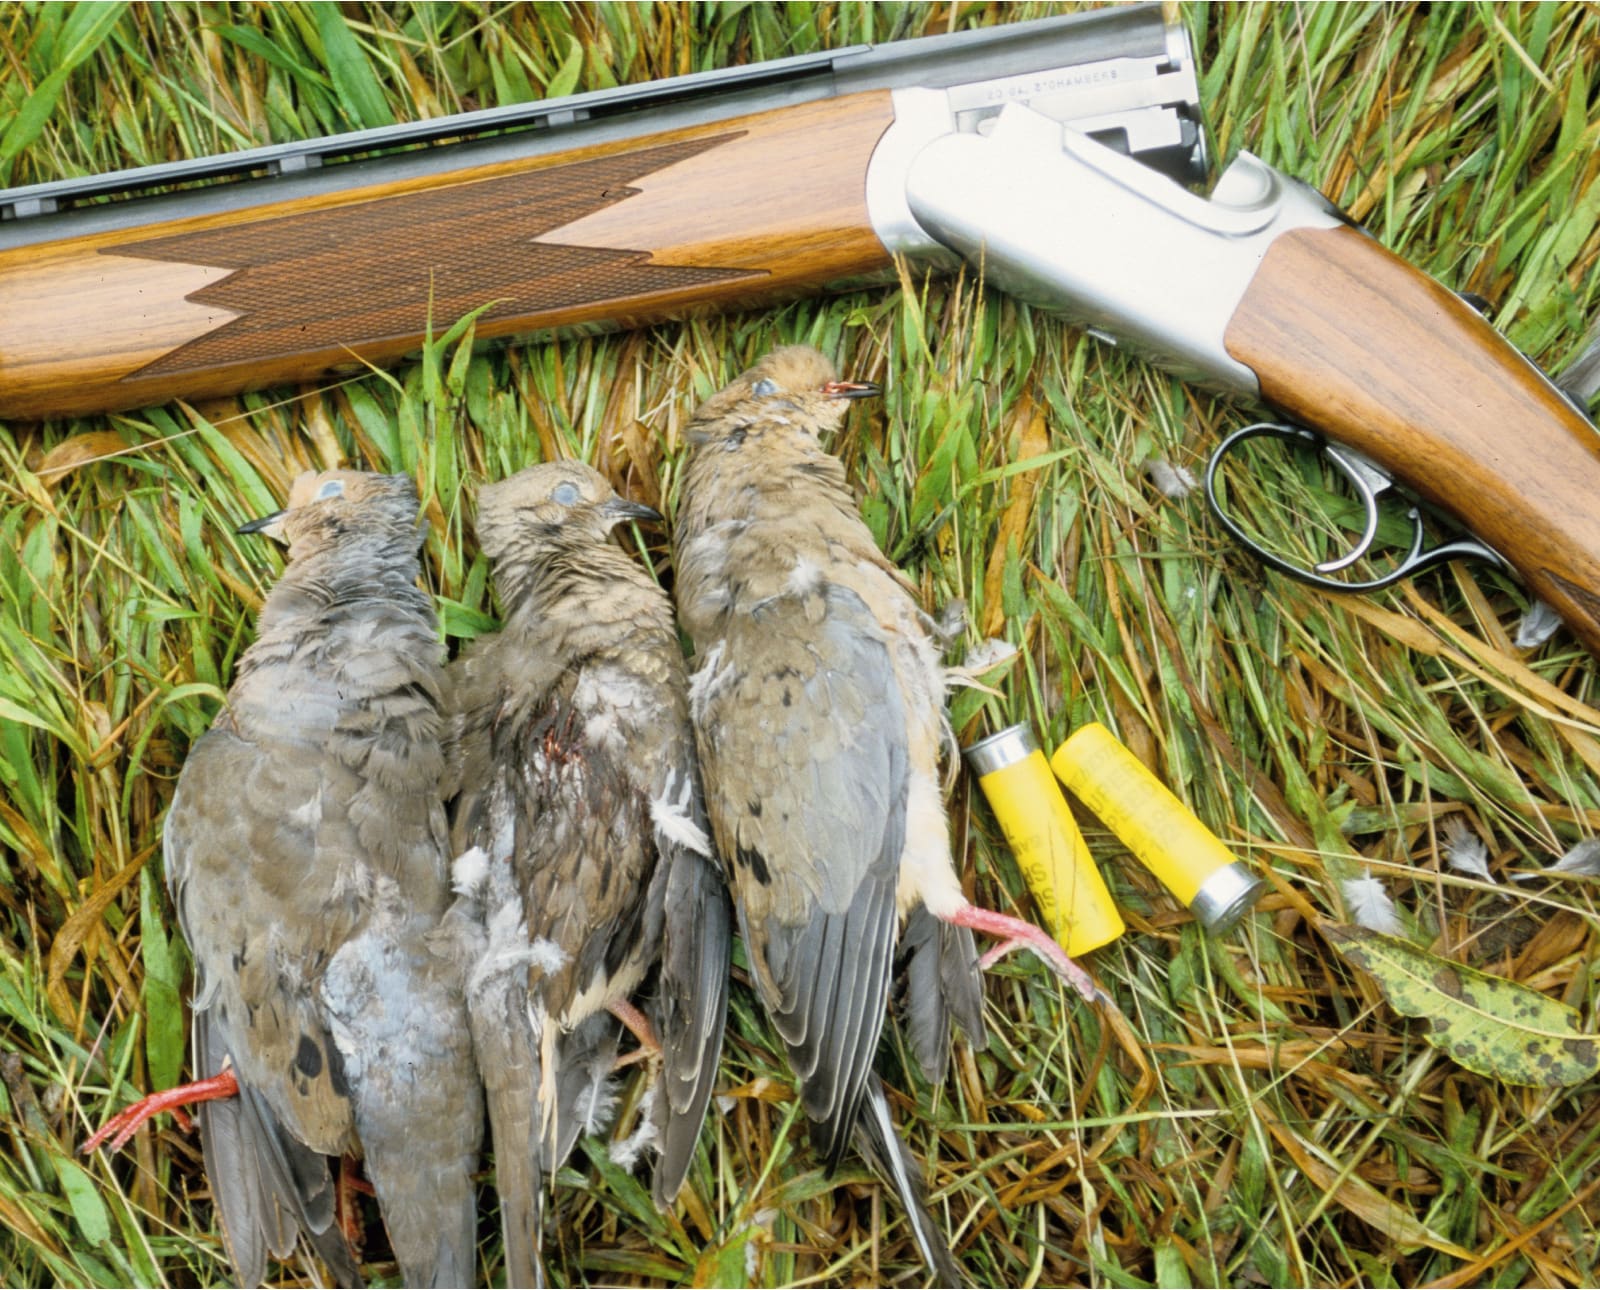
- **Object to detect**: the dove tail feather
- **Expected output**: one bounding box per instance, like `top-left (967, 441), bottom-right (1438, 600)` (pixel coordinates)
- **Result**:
top-left (652, 848), bottom-right (732, 1208)
top-left (477, 998), bottom-right (545, 1289)
top-left (361, 1138), bottom-right (480, 1289)
top-left (194, 1015), bottom-right (361, 1288)
top-left (853, 1077), bottom-right (967, 1287)
top-left (899, 904), bottom-right (989, 1085)
top-left (487, 1085), bottom-right (545, 1290)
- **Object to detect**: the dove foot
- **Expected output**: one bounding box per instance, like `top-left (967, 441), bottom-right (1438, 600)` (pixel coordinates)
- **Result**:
top-left (607, 998), bottom-right (662, 1070)
top-left (943, 903), bottom-right (1107, 1006)
top-left (81, 1068), bottom-right (239, 1153)
top-left (336, 1155), bottom-right (373, 1256)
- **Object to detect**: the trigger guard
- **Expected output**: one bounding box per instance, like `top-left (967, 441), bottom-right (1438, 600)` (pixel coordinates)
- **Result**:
top-left (1204, 421), bottom-right (1505, 593)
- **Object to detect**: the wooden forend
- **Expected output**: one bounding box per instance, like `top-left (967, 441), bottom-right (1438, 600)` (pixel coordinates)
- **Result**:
top-left (1224, 223), bottom-right (1600, 655)
top-left (0, 92), bottom-right (897, 420)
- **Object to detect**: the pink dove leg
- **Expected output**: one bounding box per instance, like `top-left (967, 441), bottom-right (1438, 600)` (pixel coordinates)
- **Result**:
top-left (81, 1068), bottom-right (237, 1154)
top-left (945, 903), bottom-right (1109, 1005)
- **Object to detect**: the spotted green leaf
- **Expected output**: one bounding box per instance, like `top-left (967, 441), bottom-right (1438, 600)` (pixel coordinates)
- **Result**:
top-left (1324, 923), bottom-right (1600, 1088)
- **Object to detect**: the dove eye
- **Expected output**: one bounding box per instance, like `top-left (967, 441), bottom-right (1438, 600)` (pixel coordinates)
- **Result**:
top-left (550, 482), bottom-right (582, 505)
top-left (315, 479), bottom-right (344, 500)
top-left (751, 378), bottom-right (779, 398)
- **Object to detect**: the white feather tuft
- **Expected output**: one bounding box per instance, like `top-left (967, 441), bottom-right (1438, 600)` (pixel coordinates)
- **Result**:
top-left (687, 641), bottom-right (730, 723)
top-left (745, 1209), bottom-right (779, 1280)
top-left (288, 791), bottom-right (322, 827)
top-left (1341, 874), bottom-right (1404, 935)
top-left (528, 937), bottom-right (570, 974)
top-left (1441, 819), bottom-right (1496, 884)
top-left (652, 769), bottom-right (713, 857)
top-left (1513, 600), bottom-right (1562, 650)
top-left (786, 556), bottom-right (822, 597)
top-left (607, 1084), bottom-right (661, 1170)
top-left (451, 845), bottom-right (489, 895)
top-left (1511, 838), bottom-right (1600, 883)
top-left (1553, 837), bottom-right (1600, 877)
top-left (579, 1070), bottom-right (619, 1138)
top-left (467, 899), bottom-right (535, 997)
top-left (1144, 455), bottom-right (1198, 499)
top-left (945, 637), bottom-right (1020, 692)
top-left (1555, 838), bottom-right (1600, 877)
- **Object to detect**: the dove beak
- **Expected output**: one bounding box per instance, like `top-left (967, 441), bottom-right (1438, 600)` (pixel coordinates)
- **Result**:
top-left (821, 379), bottom-right (881, 400)
top-left (601, 496), bottom-right (665, 526)
top-left (237, 509), bottom-right (287, 537)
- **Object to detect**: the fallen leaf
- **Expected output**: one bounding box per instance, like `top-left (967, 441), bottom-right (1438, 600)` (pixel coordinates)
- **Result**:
top-left (36, 431), bottom-right (132, 485)
top-left (1323, 922), bottom-right (1600, 1088)
top-left (981, 391), bottom-right (1049, 637)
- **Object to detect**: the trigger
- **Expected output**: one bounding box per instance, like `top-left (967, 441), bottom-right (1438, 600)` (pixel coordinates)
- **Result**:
top-left (1313, 444), bottom-right (1394, 574)
top-left (1203, 419), bottom-right (1509, 594)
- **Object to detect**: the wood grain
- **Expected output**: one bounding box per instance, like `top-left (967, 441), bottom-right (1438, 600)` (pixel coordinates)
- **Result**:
top-left (0, 92), bottom-right (896, 420)
top-left (1225, 223), bottom-right (1600, 655)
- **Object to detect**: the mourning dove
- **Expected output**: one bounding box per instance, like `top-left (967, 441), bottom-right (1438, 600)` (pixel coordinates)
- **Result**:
top-left (673, 346), bottom-right (1104, 1281)
top-left (445, 461), bottom-right (730, 1288)
top-left (85, 470), bottom-right (483, 1289)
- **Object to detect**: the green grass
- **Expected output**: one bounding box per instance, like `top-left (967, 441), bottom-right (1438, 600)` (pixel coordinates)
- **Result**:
top-left (3, 2), bottom-right (1600, 1286)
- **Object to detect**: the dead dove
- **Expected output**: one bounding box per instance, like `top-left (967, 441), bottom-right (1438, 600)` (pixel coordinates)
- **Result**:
top-left (445, 460), bottom-right (730, 1287)
top-left (85, 470), bottom-right (483, 1289)
top-left (672, 345), bottom-right (1106, 1281)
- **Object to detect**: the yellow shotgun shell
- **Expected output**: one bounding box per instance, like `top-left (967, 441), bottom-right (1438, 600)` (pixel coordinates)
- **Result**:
top-left (964, 724), bottom-right (1124, 955)
top-left (1050, 722), bottom-right (1264, 934)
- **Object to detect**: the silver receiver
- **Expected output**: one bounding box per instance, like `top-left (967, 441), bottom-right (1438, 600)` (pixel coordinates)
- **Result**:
top-left (891, 100), bottom-right (1345, 397)
top-left (866, 10), bottom-right (1207, 260)
top-left (892, 97), bottom-right (1526, 594)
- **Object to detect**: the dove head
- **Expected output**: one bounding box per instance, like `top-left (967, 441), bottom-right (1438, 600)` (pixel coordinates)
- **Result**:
top-left (474, 461), bottom-right (662, 564)
top-left (238, 470), bottom-right (422, 558)
top-left (687, 345), bottom-right (880, 449)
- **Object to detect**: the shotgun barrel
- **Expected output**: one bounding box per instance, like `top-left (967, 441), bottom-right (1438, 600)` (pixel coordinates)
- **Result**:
top-left (0, 4), bottom-right (1201, 420)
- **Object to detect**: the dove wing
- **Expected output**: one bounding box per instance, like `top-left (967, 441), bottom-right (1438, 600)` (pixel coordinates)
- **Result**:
top-left (191, 1010), bottom-right (361, 1288)
top-left (696, 584), bottom-right (905, 1168)
top-left (647, 819), bottom-right (731, 1207)
top-left (165, 724), bottom-right (358, 1156)
top-left (164, 724), bottom-right (362, 1281)
top-left (599, 637), bottom-right (732, 1208)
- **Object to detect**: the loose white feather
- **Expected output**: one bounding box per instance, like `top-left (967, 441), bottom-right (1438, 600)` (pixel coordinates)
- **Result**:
top-left (1441, 820), bottom-right (1495, 884)
top-left (451, 845), bottom-right (489, 895)
top-left (528, 937), bottom-right (570, 974)
top-left (651, 770), bottom-right (713, 857)
top-left (1553, 838), bottom-right (1600, 877)
top-left (1513, 600), bottom-right (1562, 650)
top-left (1341, 873), bottom-right (1404, 935)
top-left (607, 1084), bottom-right (660, 1170)
top-left (1510, 837), bottom-right (1600, 883)
top-left (1144, 455), bottom-right (1198, 499)
top-left (686, 641), bottom-right (730, 723)
top-left (945, 637), bottom-right (1020, 692)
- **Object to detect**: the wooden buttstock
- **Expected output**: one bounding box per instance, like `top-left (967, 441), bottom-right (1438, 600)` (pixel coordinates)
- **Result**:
top-left (1224, 223), bottom-right (1600, 655)
top-left (0, 93), bottom-right (896, 421)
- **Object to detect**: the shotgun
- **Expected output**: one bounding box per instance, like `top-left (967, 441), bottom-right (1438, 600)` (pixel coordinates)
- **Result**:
top-left (3, 5), bottom-right (1599, 653)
